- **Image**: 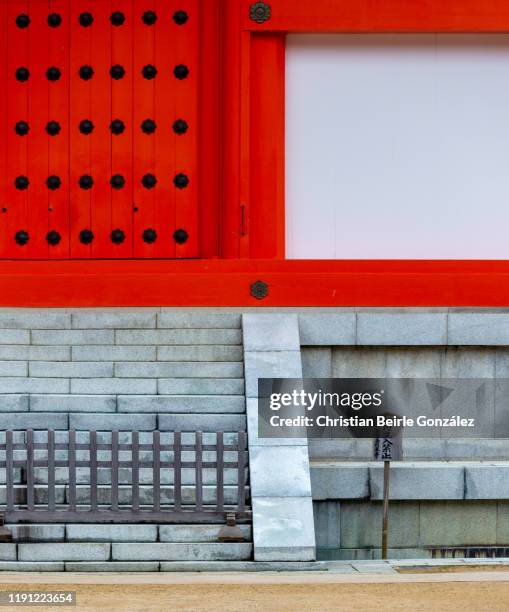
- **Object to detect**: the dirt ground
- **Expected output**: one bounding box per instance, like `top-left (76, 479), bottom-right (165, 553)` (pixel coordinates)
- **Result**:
top-left (1, 580), bottom-right (509, 612)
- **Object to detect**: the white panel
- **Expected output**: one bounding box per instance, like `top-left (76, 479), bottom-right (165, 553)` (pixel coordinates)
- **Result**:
top-left (286, 35), bottom-right (509, 259)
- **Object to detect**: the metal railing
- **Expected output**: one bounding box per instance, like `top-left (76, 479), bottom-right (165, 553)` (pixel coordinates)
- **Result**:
top-left (0, 430), bottom-right (249, 524)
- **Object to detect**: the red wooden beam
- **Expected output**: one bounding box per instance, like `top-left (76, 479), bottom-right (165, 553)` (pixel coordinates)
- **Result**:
top-left (1, 259), bottom-right (509, 306)
top-left (243, 0), bottom-right (509, 32)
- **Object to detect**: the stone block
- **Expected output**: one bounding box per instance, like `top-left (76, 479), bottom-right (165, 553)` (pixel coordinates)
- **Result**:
top-left (159, 525), bottom-right (251, 543)
top-left (466, 465), bottom-right (509, 499)
top-left (116, 329), bottom-right (242, 345)
top-left (308, 439), bottom-right (357, 460)
top-left (246, 398), bottom-right (306, 446)
top-left (0, 562), bottom-right (64, 571)
top-left (157, 345), bottom-right (243, 362)
top-left (158, 414), bottom-right (246, 432)
top-left (115, 361), bottom-right (243, 379)
top-left (70, 378), bottom-right (157, 395)
top-left (18, 543), bottom-right (110, 562)
top-left (448, 313), bottom-right (509, 345)
top-left (30, 394), bottom-right (116, 413)
top-left (252, 497), bottom-right (315, 561)
top-left (250, 446), bottom-right (312, 497)
top-left (357, 314), bottom-right (447, 346)
top-left (385, 348), bottom-right (441, 378)
top-left (332, 348), bottom-right (386, 378)
top-left (441, 347), bottom-right (495, 378)
top-left (402, 439), bottom-right (446, 460)
top-left (0, 545), bottom-right (17, 560)
top-left (496, 502), bottom-right (509, 543)
top-left (0, 361), bottom-right (27, 376)
top-left (0, 330), bottom-right (30, 344)
top-left (369, 464), bottom-right (465, 500)
top-left (112, 543), bottom-right (252, 561)
top-left (0, 378), bottom-right (69, 394)
top-left (0, 345), bottom-right (70, 361)
top-left (243, 314), bottom-right (300, 351)
top-left (311, 464), bottom-right (369, 500)
top-left (445, 439), bottom-right (509, 460)
top-left (72, 345), bottom-right (156, 362)
top-left (157, 313), bottom-right (241, 329)
top-left (419, 501), bottom-right (497, 546)
top-left (66, 525), bottom-right (157, 542)
top-left (0, 312), bottom-right (70, 329)
top-left (118, 395), bottom-right (245, 414)
top-left (299, 314), bottom-right (356, 346)
top-left (340, 501), bottom-right (419, 548)
top-left (1, 413), bottom-right (68, 430)
top-left (6, 524), bottom-right (65, 542)
top-left (29, 362), bottom-right (113, 378)
top-left (31, 330), bottom-right (114, 345)
top-left (244, 351), bottom-right (302, 398)
top-left (301, 348), bottom-right (332, 377)
top-left (65, 562), bottom-right (159, 572)
top-left (72, 312), bottom-right (156, 329)
top-left (313, 501), bottom-right (341, 549)
top-left (0, 395), bottom-right (29, 412)
top-left (69, 413), bottom-right (156, 431)
top-left (158, 378), bottom-right (244, 396)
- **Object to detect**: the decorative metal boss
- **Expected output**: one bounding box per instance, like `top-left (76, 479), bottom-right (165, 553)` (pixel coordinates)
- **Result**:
top-left (250, 2), bottom-right (271, 24)
top-left (250, 280), bottom-right (269, 300)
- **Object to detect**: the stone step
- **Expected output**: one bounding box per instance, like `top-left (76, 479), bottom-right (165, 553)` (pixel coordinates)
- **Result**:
top-left (157, 379), bottom-right (244, 395)
top-left (31, 467), bottom-right (246, 486)
top-left (1, 485), bottom-right (249, 505)
top-left (117, 395), bottom-right (246, 414)
top-left (65, 524), bottom-right (252, 543)
top-left (31, 430), bottom-right (244, 443)
top-left (115, 329), bottom-right (242, 346)
top-left (114, 362), bottom-right (244, 378)
top-left (156, 345), bottom-right (243, 362)
top-left (112, 542), bottom-right (252, 561)
top-left (16, 542), bottom-right (252, 562)
top-left (157, 313), bottom-right (241, 329)
top-left (69, 485), bottom-right (250, 505)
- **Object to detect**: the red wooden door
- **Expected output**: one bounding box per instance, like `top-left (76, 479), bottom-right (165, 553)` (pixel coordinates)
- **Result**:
top-left (0, 0), bottom-right (199, 259)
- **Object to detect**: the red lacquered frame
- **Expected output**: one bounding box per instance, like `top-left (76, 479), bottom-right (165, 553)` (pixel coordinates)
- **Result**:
top-left (4, 0), bottom-right (509, 306)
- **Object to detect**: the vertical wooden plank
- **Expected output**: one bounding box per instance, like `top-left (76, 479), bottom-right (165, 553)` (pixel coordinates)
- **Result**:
top-left (69, 0), bottom-right (92, 258)
top-left (111, 430), bottom-right (119, 511)
top-left (27, 0), bottom-right (50, 259)
top-left (68, 429), bottom-right (76, 511)
top-left (6, 431), bottom-right (14, 512)
top-left (6, 0), bottom-right (30, 259)
top-left (90, 0), bottom-right (112, 258)
top-left (90, 430), bottom-right (97, 510)
top-left (132, 0), bottom-right (155, 258)
top-left (47, 0), bottom-right (70, 258)
top-left (249, 34), bottom-right (286, 258)
top-left (0, 0), bottom-right (7, 256)
top-left (174, 0), bottom-right (199, 258)
top-left (131, 430), bottom-right (139, 512)
top-left (216, 431), bottom-right (224, 512)
top-left (152, 430), bottom-right (160, 512)
top-left (199, 0), bottom-right (220, 258)
top-left (173, 431), bottom-right (181, 511)
top-left (47, 429), bottom-right (55, 511)
top-left (152, 0), bottom-right (176, 258)
top-left (237, 431), bottom-right (246, 513)
top-left (221, 0), bottom-right (242, 258)
top-left (26, 428), bottom-right (34, 511)
top-left (110, 0), bottom-right (133, 258)
top-left (195, 430), bottom-right (203, 511)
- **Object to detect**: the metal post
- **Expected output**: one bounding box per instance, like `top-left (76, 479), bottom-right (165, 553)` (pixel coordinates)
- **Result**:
top-left (382, 459), bottom-right (390, 560)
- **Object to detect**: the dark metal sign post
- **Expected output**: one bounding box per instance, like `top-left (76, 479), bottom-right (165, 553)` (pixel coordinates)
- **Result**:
top-left (375, 427), bottom-right (402, 561)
